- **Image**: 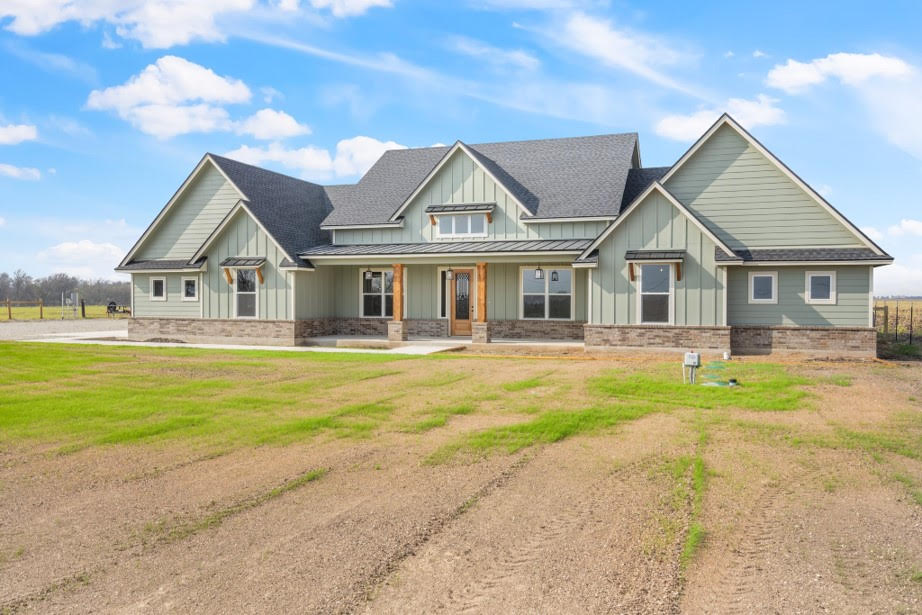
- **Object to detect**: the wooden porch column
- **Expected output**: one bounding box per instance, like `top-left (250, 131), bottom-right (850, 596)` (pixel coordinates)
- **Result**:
top-left (476, 262), bottom-right (487, 323)
top-left (392, 263), bottom-right (404, 321)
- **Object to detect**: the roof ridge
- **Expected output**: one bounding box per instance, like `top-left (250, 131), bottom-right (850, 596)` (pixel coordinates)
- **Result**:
top-left (207, 153), bottom-right (324, 188)
top-left (467, 132), bottom-right (638, 150)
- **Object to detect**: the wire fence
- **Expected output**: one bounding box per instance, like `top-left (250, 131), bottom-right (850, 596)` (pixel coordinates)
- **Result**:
top-left (873, 300), bottom-right (921, 344)
top-left (1, 299), bottom-right (130, 320)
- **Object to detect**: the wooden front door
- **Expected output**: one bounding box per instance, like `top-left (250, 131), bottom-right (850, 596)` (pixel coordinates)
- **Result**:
top-left (450, 269), bottom-right (473, 336)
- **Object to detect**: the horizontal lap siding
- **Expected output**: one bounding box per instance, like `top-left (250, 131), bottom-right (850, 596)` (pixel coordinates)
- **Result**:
top-left (333, 150), bottom-right (607, 245)
top-left (728, 266), bottom-right (871, 327)
top-left (202, 210), bottom-right (291, 320)
top-left (138, 165), bottom-right (241, 259)
top-left (132, 274), bottom-right (200, 318)
top-left (591, 192), bottom-right (723, 326)
top-left (665, 125), bottom-right (863, 250)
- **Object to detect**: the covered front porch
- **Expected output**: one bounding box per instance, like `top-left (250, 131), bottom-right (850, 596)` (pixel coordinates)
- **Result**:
top-left (295, 240), bottom-right (592, 345)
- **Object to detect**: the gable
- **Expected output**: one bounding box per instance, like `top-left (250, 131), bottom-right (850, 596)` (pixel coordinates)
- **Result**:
top-left (664, 123), bottom-right (865, 250)
top-left (136, 162), bottom-right (243, 260)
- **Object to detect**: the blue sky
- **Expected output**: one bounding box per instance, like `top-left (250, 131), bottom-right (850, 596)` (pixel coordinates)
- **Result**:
top-left (0, 0), bottom-right (920, 294)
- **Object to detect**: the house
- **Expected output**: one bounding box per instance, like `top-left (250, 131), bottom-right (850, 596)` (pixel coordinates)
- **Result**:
top-left (116, 114), bottom-right (892, 356)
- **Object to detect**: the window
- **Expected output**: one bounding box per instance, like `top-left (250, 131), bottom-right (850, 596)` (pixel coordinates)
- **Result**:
top-left (521, 268), bottom-right (572, 320)
top-left (182, 277), bottom-right (198, 302)
top-left (638, 264), bottom-right (673, 324)
top-left (439, 269), bottom-right (448, 319)
top-left (236, 269), bottom-right (257, 318)
top-left (748, 271), bottom-right (778, 304)
top-left (806, 271), bottom-right (836, 304)
top-left (150, 277), bottom-right (166, 301)
top-left (361, 270), bottom-right (394, 318)
top-left (436, 213), bottom-right (488, 238)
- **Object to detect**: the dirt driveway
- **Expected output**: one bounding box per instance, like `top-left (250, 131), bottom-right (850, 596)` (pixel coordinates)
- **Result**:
top-left (1, 349), bottom-right (921, 613)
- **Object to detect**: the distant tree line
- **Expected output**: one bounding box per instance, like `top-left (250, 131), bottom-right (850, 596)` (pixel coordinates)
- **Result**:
top-left (0, 270), bottom-right (130, 305)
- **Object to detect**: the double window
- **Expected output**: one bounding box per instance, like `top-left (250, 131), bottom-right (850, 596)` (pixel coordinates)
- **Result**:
top-left (236, 269), bottom-right (257, 318)
top-left (437, 213), bottom-right (487, 238)
top-left (638, 263), bottom-right (673, 324)
top-left (361, 269), bottom-right (394, 318)
top-left (521, 268), bottom-right (572, 320)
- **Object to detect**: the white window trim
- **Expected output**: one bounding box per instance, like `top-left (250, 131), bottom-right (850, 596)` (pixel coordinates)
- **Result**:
top-left (181, 276), bottom-right (199, 302)
top-left (518, 266), bottom-right (575, 321)
top-left (805, 270), bottom-right (837, 305)
top-left (748, 271), bottom-right (778, 304)
top-left (150, 277), bottom-right (166, 302)
top-left (234, 269), bottom-right (259, 319)
top-left (435, 213), bottom-right (489, 239)
top-left (359, 268), bottom-right (407, 319)
top-left (636, 263), bottom-right (675, 325)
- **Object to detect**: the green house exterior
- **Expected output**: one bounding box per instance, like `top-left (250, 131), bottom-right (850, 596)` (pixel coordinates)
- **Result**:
top-left (118, 115), bottom-right (892, 356)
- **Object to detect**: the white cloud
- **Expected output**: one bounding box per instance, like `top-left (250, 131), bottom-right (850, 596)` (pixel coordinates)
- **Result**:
top-left (875, 258), bottom-right (922, 296)
top-left (766, 52), bottom-right (912, 94)
top-left (225, 135), bottom-right (406, 180)
top-left (235, 108), bottom-right (310, 140)
top-left (724, 50), bottom-right (734, 58)
top-left (36, 239), bottom-right (125, 280)
top-left (0, 0), bottom-right (255, 49)
top-left (308, 0), bottom-right (392, 17)
top-left (752, 49), bottom-right (769, 58)
top-left (546, 11), bottom-right (701, 97)
top-left (888, 218), bottom-right (922, 237)
top-left (86, 55), bottom-right (251, 138)
top-left (768, 53), bottom-right (922, 161)
top-left (0, 163), bottom-right (41, 180)
top-left (815, 184), bottom-right (832, 198)
top-left (448, 36), bottom-right (540, 71)
top-left (0, 123), bottom-right (38, 145)
top-left (861, 226), bottom-right (884, 242)
top-left (4, 40), bottom-right (99, 83)
top-left (654, 94), bottom-right (785, 141)
top-left (0, 216), bottom-right (5, 227)
top-left (260, 86), bottom-right (283, 104)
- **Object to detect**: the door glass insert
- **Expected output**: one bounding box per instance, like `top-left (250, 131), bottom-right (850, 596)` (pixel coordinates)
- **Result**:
top-left (455, 272), bottom-right (470, 320)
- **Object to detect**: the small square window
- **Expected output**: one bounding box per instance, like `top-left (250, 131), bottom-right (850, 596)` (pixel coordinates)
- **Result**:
top-left (805, 271), bottom-right (836, 305)
top-left (748, 272), bottom-right (777, 304)
top-left (150, 277), bottom-right (166, 301)
top-left (182, 277), bottom-right (198, 301)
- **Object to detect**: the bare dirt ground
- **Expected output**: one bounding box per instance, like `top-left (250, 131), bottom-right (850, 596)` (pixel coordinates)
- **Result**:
top-left (1, 354), bottom-right (922, 614)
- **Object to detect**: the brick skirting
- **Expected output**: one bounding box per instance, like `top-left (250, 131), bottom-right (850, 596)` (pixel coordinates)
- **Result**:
top-left (730, 326), bottom-right (877, 357)
top-left (584, 325), bottom-right (730, 351)
top-left (486, 319), bottom-right (586, 341)
top-left (129, 318), bottom-right (299, 346)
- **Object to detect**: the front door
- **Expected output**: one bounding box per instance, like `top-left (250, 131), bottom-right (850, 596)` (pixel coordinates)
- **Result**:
top-left (450, 269), bottom-right (473, 336)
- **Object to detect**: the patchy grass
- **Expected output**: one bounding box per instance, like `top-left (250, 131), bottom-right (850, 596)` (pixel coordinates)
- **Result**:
top-left (403, 403), bottom-right (476, 433)
top-left (589, 362), bottom-right (810, 412)
top-left (428, 404), bottom-right (659, 463)
top-left (502, 372), bottom-right (552, 392)
top-left (893, 474), bottom-right (922, 506)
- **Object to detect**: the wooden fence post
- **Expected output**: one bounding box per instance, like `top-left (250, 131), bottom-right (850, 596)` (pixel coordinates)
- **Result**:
top-left (883, 305), bottom-right (889, 334)
top-left (39, 298), bottom-right (43, 319)
top-left (6, 299), bottom-right (10, 320)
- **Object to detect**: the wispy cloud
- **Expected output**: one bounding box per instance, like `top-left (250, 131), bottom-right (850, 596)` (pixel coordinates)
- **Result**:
top-left (0, 163), bottom-right (41, 180)
top-left (447, 35), bottom-right (540, 71)
top-left (0, 123), bottom-right (38, 145)
top-left (654, 94), bottom-right (785, 141)
top-left (4, 41), bottom-right (98, 84)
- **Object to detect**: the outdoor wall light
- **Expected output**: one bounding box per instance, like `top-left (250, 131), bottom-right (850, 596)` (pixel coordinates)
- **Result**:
top-left (364, 268), bottom-right (373, 280)
top-left (551, 270), bottom-right (559, 282)
top-left (446, 267), bottom-right (454, 280)
top-left (534, 266), bottom-right (544, 280)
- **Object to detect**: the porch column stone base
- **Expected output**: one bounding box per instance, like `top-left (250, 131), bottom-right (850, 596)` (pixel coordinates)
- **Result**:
top-left (472, 321), bottom-right (492, 344)
top-left (388, 320), bottom-right (408, 342)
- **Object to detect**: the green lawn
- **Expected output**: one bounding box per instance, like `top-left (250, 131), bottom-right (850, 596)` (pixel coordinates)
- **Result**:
top-left (0, 342), bottom-right (818, 458)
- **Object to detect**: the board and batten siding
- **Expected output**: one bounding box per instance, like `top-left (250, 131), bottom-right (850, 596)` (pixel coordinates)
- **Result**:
top-left (727, 266), bottom-right (871, 327)
top-left (132, 274), bottom-right (201, 318)
top-left (664, 125), bottom-right (863, 250)
top-left (201, 210), bottom-right (293, 320)
top-left (137, 164), bottom-right (242, 260)
top-left (590, 190), bottom-right (724, 326)
top-left (332, 149), bottom-right (608, 245)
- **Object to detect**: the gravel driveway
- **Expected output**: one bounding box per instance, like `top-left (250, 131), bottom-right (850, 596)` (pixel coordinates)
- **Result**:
top-left (0, 319), bottom-right (127, 340)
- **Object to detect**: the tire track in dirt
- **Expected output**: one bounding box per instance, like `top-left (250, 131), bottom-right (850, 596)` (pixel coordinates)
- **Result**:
top-left (437, 455), bottom-right (664, 614)
top-left (343, 452), bottom-right (534, 615)
top-left (700, 461), bottom-right (841, 614)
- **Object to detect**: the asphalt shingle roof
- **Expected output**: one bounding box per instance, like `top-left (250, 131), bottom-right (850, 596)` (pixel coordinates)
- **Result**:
top-left (715, 247), bottom-right (889, 262)
top-left (208, 154), bottom-right (332, 266)
top-left (620, 167), bottom-right (670, 213)
top-left (320, 133), bottom-right (639, 226)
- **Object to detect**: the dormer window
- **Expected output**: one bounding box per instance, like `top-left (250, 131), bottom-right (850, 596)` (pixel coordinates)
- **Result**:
top-left (437, 213), bottom-right (487, 238)
top-left (427, 204), bottom-right (493, 239)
